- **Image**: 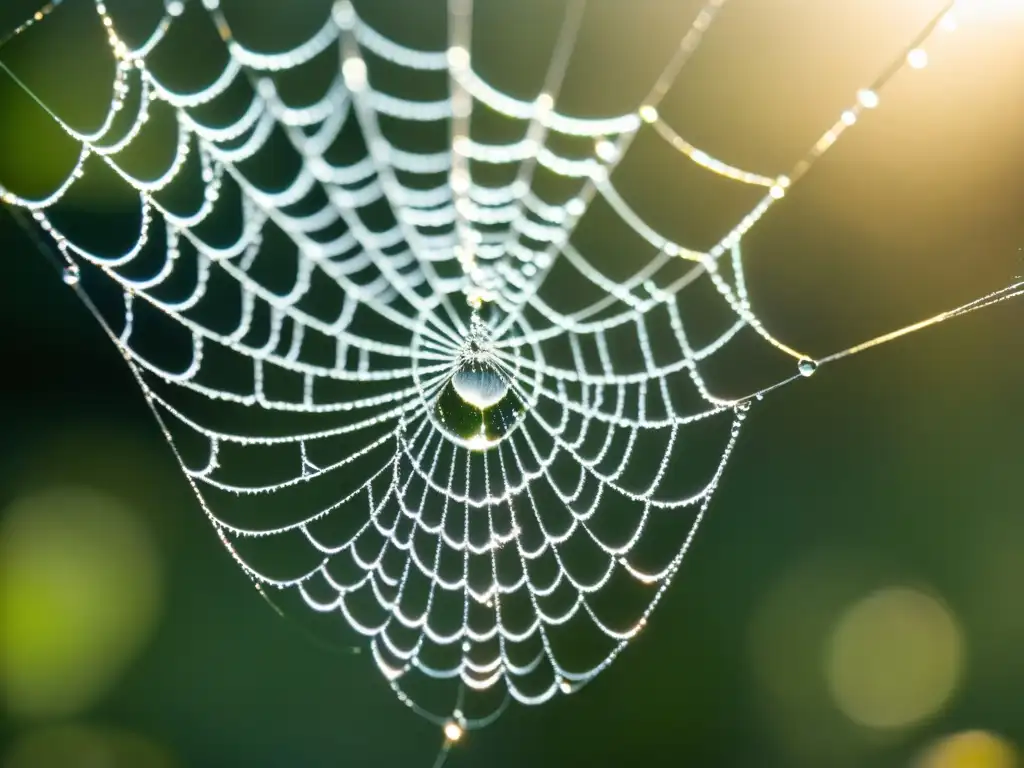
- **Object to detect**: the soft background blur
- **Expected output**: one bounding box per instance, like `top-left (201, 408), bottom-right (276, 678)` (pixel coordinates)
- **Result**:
top-left (0, 1), bottom-right (1022, 766)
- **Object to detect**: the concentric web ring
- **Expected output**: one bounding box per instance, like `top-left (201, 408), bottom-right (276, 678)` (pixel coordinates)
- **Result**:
top-left (0, 0), bottom-right (1021, 747)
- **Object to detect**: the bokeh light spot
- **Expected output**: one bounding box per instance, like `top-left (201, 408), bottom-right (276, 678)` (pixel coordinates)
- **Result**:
top-left (826, 586), bottom-right (963, 729)
top-left (915, 730), bottom-right (1017, 768)
top-left (0, 486), bottom-right (162, 718)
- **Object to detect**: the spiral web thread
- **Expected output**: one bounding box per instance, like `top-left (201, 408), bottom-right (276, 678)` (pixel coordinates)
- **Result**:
top-left (2, 0), bottom-right (1021, 742)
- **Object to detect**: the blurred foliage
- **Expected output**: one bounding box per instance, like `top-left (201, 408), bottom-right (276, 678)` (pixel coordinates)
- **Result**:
top-left (0, 485), bottom-right (162, 719)
top-left (4, 723), bottom-right (179, 768)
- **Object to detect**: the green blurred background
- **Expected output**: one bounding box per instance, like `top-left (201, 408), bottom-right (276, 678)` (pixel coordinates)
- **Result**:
top-left (0, 1), bottom-right (1022, 766)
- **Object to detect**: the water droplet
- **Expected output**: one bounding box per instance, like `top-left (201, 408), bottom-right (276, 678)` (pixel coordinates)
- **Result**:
top-left (594, 138), bottom-right (619, 163)
top-left (432, 317), bottom-right (528, 451)
top-left (798, 358), bottom-right (818, 377)
top-left (443, 721), bottom-right (463, 742)
top-left (638, 104), bottom-right (659, 123)
top-left (565, 198), bottom-right (586, 217)
top-left (62, 263), bottom-right (80, 286)
top-left (907, 48), bottom-right (928, 69)
top-left (857, 89), bottom-right (879, 109)
top-left (451, 366), bottom-right (509, 410)
top-left (434, 362), bottom-right (524, 451)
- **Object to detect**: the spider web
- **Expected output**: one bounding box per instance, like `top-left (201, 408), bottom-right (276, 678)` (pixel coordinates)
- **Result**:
top-left (1, 0), bottom-right (1020, 742)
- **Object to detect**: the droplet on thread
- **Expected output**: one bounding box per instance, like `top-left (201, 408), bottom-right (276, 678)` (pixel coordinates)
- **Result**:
top-left (443, 721), bottom-right (463, 742)
top-left (798, 358), bottom-right (818, 377)
top-left (857, 89), bottom-right (879, 109)
top-left (907, 48), bottom-right (929, 69)
top-left (594, 138), bottom-right (619, 163)
top-left (62, 263), bottom-right (80, 286)
top-left (451, 367), bottom-right (509, 410)
top-left (434, 367), bottom-right (523, 451)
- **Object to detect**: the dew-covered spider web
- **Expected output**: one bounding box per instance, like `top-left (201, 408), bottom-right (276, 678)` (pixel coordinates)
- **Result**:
top-left (1, 0), bottom-right (1022, 751)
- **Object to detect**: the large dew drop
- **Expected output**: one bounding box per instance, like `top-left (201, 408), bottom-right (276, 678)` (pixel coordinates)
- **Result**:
top-left (451, 367), bottom-right (509, 410)
top-left (798, 358), bottom-right (818, 377)
top-left (434, 361), bottom-right (524, 452)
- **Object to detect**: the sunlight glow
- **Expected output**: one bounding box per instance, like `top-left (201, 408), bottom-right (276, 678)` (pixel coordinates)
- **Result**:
top-left (952, 0), bottom-right (1024, 21)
